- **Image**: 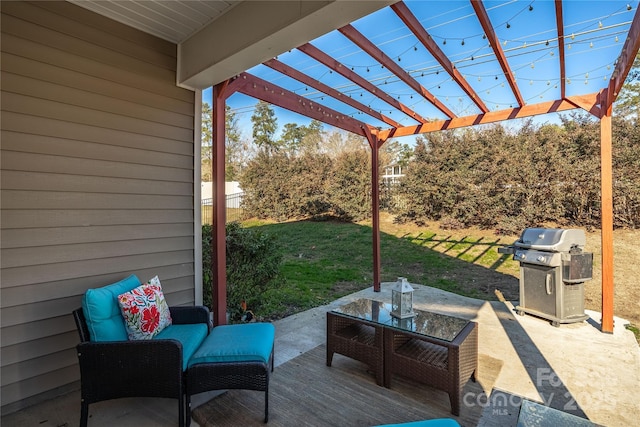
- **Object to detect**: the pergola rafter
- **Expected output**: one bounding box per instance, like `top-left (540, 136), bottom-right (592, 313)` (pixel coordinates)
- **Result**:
top-left (338, 24), bottom-right (457, 119)
top-left (235, 72), bottom-right (370, 136)
top-left (297, 42), bottom-right (429, 123)
top-left (263, 58), bottom-right (402, 128)
top-left (211, 0), bottom-right (640, 333)
top-left (390, 2), bottom-right (490, 114)
top-left (607, 2), bottom-right (640, 107)
top-left (555, 0), bottom-right (567, 100)
top-left (471, 0), bottom-right (525, 107)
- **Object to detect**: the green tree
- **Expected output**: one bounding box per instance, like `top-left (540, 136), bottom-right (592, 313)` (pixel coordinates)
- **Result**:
top-left (225, 105), bottom-right (243, 181)
top-left (201, 102), bottom-right (213, 181)
top-left (279, 120), bottom-right (324, 155)
top-left (251, 101), bottom-right (279, 154)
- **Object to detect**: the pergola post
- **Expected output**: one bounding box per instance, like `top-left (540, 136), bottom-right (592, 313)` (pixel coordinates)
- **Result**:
top-left (600, 91), bottom-right (614, 333)
top-left (366, 131), bottom-right (382, 292)
top-left (212, 81), bottom-right (229, 326)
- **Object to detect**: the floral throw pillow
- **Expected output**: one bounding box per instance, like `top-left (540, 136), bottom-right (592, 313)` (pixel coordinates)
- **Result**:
top-left (117, 276), bottom-right (172, 340)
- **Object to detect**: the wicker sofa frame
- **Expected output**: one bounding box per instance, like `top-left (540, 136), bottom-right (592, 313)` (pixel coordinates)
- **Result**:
top-left (72, 306), bottom-right (210, 427)
top-left (185, 346), bottom-right (274, 425)
top-left (383, 321), bottom-right (478, 416)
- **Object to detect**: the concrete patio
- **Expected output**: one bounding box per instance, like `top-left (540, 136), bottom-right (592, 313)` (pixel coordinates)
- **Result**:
top-left (3, 283), bottom-right (638, 427)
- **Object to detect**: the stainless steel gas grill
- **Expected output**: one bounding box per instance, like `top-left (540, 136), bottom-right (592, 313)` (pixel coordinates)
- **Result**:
top-left (501, 228), bottom-right (593, 326)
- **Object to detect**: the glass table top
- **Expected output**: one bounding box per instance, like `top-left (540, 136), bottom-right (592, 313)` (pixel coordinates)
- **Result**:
top-left (516, 399), bottom-right (598, 427)
top-left (331, 298), bottom-right (470, 342)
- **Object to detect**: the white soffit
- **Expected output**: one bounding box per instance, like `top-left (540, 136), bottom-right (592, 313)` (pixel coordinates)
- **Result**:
top-left (68, 0), bottom-right (239, 43)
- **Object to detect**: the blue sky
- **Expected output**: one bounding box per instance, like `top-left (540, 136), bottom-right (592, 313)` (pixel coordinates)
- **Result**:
top-left (202, 0), bottom-right (637, 145)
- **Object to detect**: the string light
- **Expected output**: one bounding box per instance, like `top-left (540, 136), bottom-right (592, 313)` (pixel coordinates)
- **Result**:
top-left (627, 4), bottom-right (632, 11)
top-left (615, 36), bottom-right (619, 42)
top-left (443, 39), bottom-right (447, 45)
top-left (506, 22), bottom-right (511, 29)
top-left (529, 5), bottom-right (533, 11)
top-left (598, 21), bottom-right (603, 28)
top-left (590, 42), bottom-right (593, 48)
top-left (461, 39), bottom-right (465, 46)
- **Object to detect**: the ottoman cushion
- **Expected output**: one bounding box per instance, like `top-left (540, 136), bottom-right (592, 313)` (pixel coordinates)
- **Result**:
top-left (188, 323), bottom-right (275, 368)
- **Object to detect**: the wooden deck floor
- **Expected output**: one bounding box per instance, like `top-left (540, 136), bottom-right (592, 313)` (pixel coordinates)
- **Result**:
top-left (192, 345), bottom-right (502, 427)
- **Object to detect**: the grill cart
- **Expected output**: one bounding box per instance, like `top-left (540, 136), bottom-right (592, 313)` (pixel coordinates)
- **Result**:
top-left (500, 228), bottom-right (593, 327)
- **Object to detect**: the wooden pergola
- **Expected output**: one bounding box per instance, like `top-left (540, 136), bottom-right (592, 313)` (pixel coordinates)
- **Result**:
top-left (210, 0), bottom-right (640, 333)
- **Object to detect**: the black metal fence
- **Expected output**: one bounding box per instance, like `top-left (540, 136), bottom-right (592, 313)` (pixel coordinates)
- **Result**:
top-left (201, 192), bottom-right (244, 224)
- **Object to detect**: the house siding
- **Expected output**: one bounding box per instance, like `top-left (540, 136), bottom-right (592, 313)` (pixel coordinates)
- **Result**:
top-left (0, 1), bottom-right (196, 412)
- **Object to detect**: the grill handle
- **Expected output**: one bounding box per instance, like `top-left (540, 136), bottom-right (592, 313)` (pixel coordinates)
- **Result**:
top-left (546, 274), bottom-right (553, 295)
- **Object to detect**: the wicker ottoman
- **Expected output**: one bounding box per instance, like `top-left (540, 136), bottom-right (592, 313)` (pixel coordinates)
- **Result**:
top-left (185, 322), bottom-right (275, 425)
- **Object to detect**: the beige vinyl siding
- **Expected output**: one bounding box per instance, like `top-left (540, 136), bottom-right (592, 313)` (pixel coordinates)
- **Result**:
top-left (0, 1), bottom-right (196, 412)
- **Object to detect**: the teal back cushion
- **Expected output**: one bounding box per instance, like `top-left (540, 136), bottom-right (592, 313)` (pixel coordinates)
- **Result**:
top-left (82, 275), bottom-right (141, 342)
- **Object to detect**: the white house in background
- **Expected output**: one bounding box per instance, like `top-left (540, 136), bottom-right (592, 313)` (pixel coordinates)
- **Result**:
top-left (382, 163), bottom-right (406, 185)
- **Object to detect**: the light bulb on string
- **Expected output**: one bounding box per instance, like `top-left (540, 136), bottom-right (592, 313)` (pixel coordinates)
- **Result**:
top-left (571, 33), bottom-right (575, 40)
top-left (598, 21), bottom-right (603, 28)
top-left (503, 40), bottom-right (508, 46)
top-left (545, 40), bottom-right (549, 46)
top-left (627, 4), bottom-right (632, 11)
top-left (461, 39), bottom-right (465, 46)
top-left (590, 42), bottom-right (593, 48)
top-left (506, 22), bottom-right (511, 29)
top-left (615, 36), bottom-right (619, 42)
top-left (531, 63), bottom-right (535, 69)
top-left (529, 5), bottom-right (533, 11)
top-left (443, 39), bottom-right (447, 45)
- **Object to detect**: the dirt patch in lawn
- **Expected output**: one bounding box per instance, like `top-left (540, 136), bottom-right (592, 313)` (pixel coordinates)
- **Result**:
top-left (377, 214), bottom-right (639, 329)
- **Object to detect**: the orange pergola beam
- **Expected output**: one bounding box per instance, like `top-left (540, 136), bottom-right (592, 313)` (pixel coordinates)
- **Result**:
top-left (391, 1), bottom-right (489, 114)
top-left (339, 24), bottom-right (456, 119)
top-left (599, 89), bottom-right (614, 333)
top-left (471, 0), bottom-right (525, 107)
top-left (263, 58), bottom-right (401, 128)
top-left (376, 96), bottom-right (596, 139)
top-left (298, 42), bottom-right (428, 123)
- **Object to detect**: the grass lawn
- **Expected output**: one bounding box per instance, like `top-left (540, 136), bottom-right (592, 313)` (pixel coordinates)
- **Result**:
top-left (241, 214), bottom-right (521, 320)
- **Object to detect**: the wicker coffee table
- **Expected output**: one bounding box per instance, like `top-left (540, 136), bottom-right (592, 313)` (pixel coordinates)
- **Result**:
top-left (327, 298), bottom-right (478, 416)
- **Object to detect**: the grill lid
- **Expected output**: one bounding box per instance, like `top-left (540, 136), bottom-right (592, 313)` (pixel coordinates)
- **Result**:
top-left (514, 228), bottom-right (586, 252)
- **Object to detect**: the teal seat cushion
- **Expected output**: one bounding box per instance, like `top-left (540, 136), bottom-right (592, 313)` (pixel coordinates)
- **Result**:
top-left (188, 323), bottom-right (275, 368)
top-left (372, 420), bottom-right (460, 427)
top-left (155, 323), bottom-right (209, 371)
top-left (81, 274), bottom-right (141, 342)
